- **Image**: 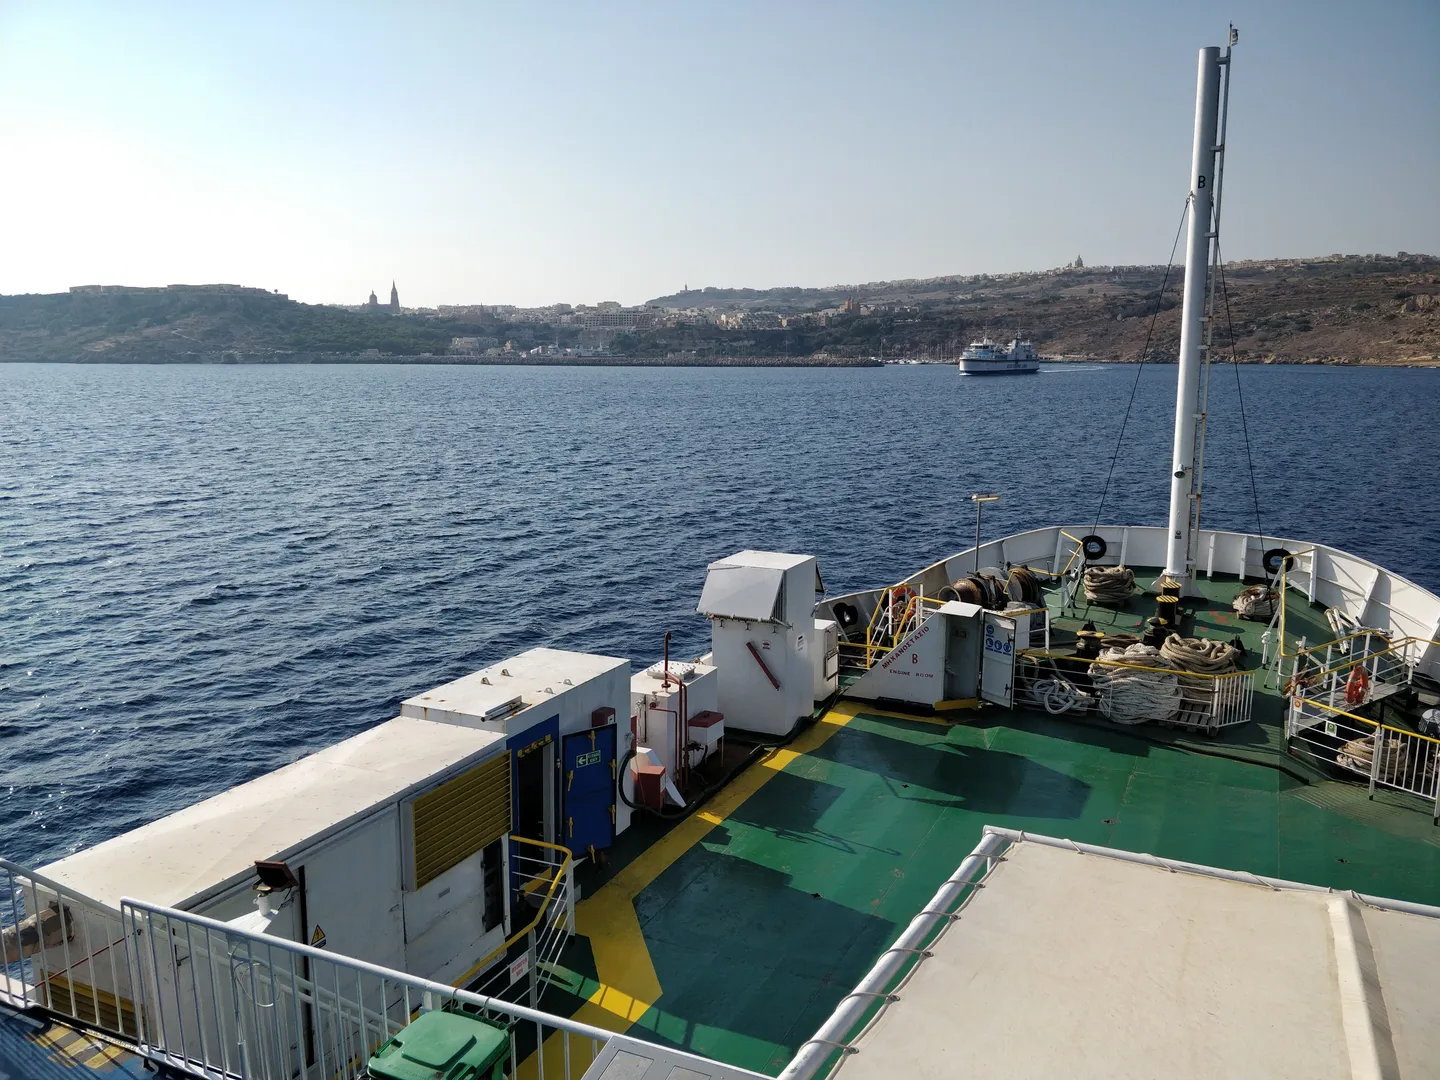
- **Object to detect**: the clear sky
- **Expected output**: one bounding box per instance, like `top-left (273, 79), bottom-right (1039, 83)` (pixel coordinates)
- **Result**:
top-left (1, 1), bottom-right (1436, 307)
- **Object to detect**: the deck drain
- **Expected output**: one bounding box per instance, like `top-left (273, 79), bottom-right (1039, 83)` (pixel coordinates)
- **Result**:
top-left (1102, 818), bottom-right (1118, 825)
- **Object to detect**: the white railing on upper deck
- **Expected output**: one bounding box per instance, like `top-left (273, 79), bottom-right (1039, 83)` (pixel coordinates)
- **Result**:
top-left (0, 857), bottom-right (137, 1039)
top-left (119, 897), bottom-right (612, 1080)
top-left (1286, 695), bottom-right (1440, 824)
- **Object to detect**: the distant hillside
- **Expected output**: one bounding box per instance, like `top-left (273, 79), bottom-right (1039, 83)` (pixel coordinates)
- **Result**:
top-left (650, 253), bottom-right (1440, 365)
top-left (0, 286), bottom-right (453, 362)
top-left (3, 253), bottom-right (1438, 365)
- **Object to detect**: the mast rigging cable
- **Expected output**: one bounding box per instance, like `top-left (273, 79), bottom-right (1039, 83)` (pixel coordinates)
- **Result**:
top-left (1215, 243), bottom-right (1269, 555)
top-left (1089, 199), bottom-right (1192, 535)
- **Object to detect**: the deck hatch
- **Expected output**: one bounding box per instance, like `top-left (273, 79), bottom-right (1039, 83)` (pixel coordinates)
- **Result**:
top-left (411, 751), bottom-right (512, 889)
top-left (698, 563), bottom-right (785, 622)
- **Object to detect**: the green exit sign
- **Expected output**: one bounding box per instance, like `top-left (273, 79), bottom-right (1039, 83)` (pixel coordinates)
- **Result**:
top-left (576, 750), bottom-right (602, 768)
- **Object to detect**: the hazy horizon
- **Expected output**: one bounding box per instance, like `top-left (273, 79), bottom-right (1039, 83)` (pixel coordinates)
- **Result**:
top-left (2, 0), bottom-right (1436, 308)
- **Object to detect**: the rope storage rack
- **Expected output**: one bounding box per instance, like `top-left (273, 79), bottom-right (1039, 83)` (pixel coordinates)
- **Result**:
top-left (1089, 643), bottom-right (1182, 725)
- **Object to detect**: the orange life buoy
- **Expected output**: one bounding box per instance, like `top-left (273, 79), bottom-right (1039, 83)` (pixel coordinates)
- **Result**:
top-left (1344, 664), bottom-right (1370, 706)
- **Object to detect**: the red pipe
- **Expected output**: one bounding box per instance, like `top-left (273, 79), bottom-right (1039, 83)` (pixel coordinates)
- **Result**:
top-left (746, 641), bottom-right (781, 689)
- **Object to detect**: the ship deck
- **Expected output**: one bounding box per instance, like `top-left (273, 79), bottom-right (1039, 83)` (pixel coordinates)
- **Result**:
top-left (0, 1001), bottom-right (186, 1079)
top-left (548, 571), bottom-right (1440, 1075)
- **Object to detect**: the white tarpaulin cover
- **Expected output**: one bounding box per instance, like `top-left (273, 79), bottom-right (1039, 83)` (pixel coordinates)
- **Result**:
top-left (697, 562), bottom-right (785, 622)
top-left (835, 836), bottom-right (1440, 1080)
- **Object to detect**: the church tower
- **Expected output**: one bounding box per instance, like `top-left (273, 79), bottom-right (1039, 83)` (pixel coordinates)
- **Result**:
top-left (389, 281), bottom-right (399, 312)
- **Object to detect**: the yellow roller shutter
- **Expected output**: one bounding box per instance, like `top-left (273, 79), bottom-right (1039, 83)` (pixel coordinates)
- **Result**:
top-left (412, 751), bottom-right (512, 889)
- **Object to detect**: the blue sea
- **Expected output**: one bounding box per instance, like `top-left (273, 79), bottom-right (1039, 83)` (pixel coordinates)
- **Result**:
top-left (3, 361), bottom-right (1438, 867)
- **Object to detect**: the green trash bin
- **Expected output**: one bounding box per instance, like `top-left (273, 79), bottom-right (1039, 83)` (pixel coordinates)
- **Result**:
top-left (366, 1009), bottom-right (510, 1080)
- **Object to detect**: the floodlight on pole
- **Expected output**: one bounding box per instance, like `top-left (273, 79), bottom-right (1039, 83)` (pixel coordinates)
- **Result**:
top-left (970, 493), bottom-right (1000, 576)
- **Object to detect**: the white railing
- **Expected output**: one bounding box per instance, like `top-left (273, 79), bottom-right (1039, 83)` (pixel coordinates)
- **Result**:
top-left (1016, 651), bottom-right (1254, 732)
top-left (0, 857), bottom-right (137, 1039)
top-left (817, 526), bottom-right (1440, 682)
top-left (1287, 696), bottom-right (1440, 823)
top-left (462, 839), bottom-right (575, 1014)
top-left (119, 897), bottom-right (612, 1080)
top-left (1280, 630), bottom-right (1411, 701)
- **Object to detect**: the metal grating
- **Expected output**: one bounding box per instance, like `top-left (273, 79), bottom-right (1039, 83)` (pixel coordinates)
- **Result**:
top-left (412, 752), bottom-right (512, 888)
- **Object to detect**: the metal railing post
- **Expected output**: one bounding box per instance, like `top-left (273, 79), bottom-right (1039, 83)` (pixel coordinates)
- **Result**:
top-left (527, 931), bottom-right (539, 1012)
top-left (1368, 726), bottom-right (1382, 798)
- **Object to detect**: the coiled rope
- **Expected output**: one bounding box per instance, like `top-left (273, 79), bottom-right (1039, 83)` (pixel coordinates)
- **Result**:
top-left (1337, 734), bottom-right (1433, 785)
top-left (1159, 635), bottom-right (1240, 724)
top-left (1232, 585), bottom-right (1278, 622)
top-left (1083, 565), bottom-right (1135, 605)
top-left (1158, 635), bottom-right (1239, 675)
top-left (1009, 567), bottom-right (1044, 606)
top-left (942, 573), bottom-right (1011, 610)
top-left (1022, 659), bottom-right (1089, 715)
top-left (1032, 677), bottom-right (1085, 714)
top-left (1089, 643), bottom-right (1181, 725)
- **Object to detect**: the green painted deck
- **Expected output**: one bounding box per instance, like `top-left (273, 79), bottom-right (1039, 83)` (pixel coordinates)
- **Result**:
top-left (550, 573), bottom-right (1440, 1076)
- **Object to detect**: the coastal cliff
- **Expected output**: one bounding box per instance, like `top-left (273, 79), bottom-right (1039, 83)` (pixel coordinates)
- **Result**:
top-left (2, 254), bottom-right (1435, 365)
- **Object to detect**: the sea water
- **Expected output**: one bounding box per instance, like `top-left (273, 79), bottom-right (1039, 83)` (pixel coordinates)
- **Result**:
top-left (2, 361), bottom-right (1437, 865)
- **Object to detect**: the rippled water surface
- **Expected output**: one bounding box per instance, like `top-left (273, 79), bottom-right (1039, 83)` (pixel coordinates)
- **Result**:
top-left (3, 361), bottom-right (1438, 865)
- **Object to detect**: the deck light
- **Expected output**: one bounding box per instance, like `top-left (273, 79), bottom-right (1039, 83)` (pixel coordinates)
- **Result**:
top-left (254, 860), bottom-right (299, 892)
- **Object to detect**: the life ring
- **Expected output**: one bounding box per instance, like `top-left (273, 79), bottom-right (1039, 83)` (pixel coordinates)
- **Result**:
top-left (1344, 665), bottom-right (1370, 705)
top-left (890, 585), bottom-right (915, 613)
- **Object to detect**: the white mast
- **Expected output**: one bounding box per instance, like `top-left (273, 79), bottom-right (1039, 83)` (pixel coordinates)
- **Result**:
top-left (1163, 41), bottom-right (1231, 593)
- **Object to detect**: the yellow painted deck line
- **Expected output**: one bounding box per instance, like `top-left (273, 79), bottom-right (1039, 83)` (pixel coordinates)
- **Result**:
top-left (567, 704), bottom-right (865, 1035)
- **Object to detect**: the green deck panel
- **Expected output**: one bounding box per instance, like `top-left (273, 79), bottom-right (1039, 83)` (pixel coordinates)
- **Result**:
top-left (559, 573), bottom-right (1440, 1075)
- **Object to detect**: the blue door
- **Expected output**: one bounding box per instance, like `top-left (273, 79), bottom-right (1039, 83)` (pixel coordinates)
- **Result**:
top-left (561, 726), bottom-right (616, 858)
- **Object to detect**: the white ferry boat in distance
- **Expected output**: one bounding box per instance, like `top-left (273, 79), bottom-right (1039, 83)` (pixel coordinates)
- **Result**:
top-left (957, 336), bottom-right (1041, 375)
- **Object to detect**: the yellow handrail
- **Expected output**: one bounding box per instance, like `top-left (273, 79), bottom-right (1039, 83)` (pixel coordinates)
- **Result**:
top-left (1055, 535), bottom-right (1087, 579)
top-left (1020, 649), bottom-right (1253, 682)
top-left (1274, 551), bottom-right (1370, 659)
top-left (861, 586), bottom-right (923, 665)
top-left (1291, 634), bottom-right (1440, 686)
top-left (1297, 697), bottom-right (1440, 748)
top-left (451, 836), bottom-right (574, 988)
top-left (1296, 641), bottom-right (1412, 686)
